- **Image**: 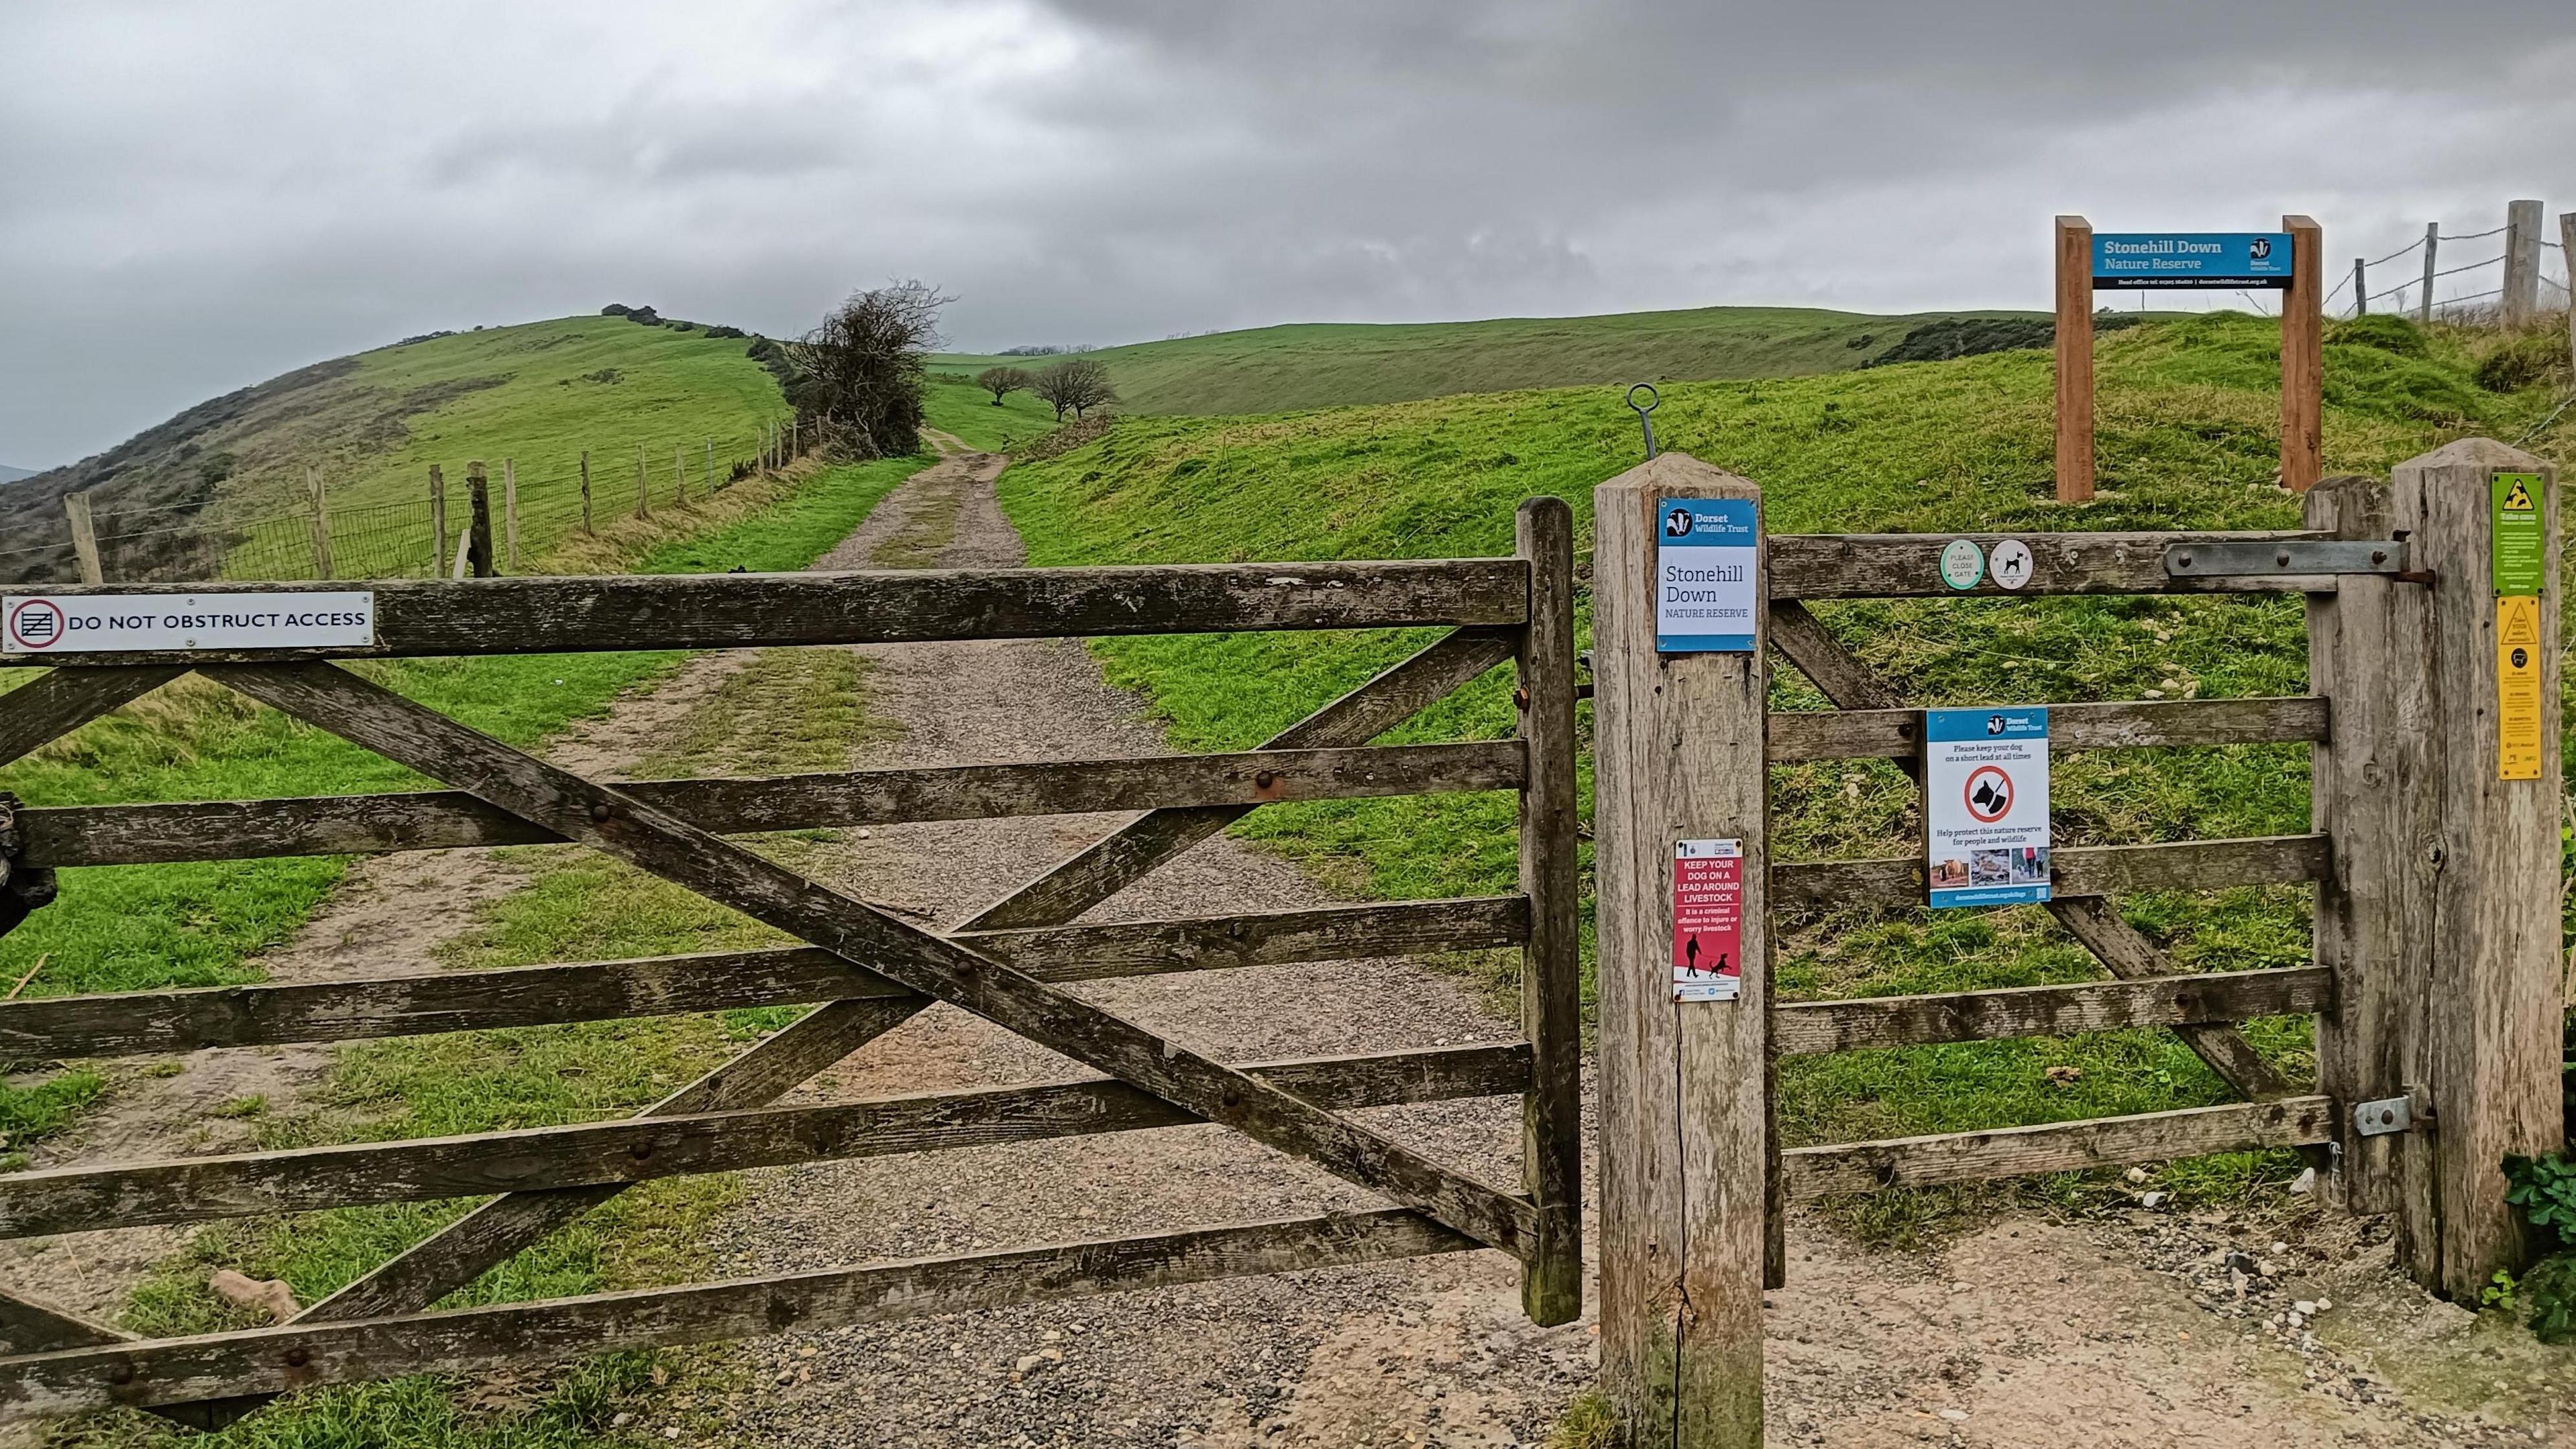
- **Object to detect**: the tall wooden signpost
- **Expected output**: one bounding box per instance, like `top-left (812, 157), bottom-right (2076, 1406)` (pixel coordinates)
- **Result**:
top-left (2055, 214), bottom-right (2322, 500)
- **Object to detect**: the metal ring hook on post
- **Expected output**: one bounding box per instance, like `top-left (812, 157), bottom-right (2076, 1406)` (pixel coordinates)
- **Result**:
top-left (1625, 383), bottom-right (1660, 460)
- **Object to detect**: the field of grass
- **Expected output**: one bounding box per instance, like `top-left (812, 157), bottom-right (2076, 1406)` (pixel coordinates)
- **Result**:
top-left (935, 305), bottom-right (2045, 419)
top-left (997, 309), bottom-right (2569, 1234)
top-left (922, 373), bottom-right (1060, 452)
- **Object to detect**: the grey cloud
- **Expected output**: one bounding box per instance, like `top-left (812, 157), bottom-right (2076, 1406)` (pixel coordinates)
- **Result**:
top-left (2, 0), bottom-right (2571, 470)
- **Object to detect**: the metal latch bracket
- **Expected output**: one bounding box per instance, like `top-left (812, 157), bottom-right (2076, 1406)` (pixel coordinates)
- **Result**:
top-left (2163, 540), bottom-right (2410, 579)
top-left (2353, 1094), bottom-right (2414, 1138)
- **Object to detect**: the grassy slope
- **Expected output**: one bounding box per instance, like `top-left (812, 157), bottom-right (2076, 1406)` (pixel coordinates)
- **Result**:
top-left (228, 316), bottom-right (785, 520)
top-left (998, 311), bottom-right (2566, 1231)
top-left (936, 305), bottom-right (2038, 418)
top-left (920, 374), bottom-right (1059, 452)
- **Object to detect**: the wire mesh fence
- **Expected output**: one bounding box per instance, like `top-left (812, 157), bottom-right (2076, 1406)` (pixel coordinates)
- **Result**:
top-left (37, 419), bottom-right (803, 587)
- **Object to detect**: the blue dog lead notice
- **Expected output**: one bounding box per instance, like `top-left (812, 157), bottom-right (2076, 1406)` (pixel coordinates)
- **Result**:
top-left (1924, 706), bottom-right (2051, 908)
top-left (1654, 496), bottom-right (1758, 653)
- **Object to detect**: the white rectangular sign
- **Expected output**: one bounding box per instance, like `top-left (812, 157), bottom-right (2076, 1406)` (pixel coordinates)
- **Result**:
top-left (3, 592), bottom-right (377, 655)
top-left (1924, 706), bottom-right (2051, 908)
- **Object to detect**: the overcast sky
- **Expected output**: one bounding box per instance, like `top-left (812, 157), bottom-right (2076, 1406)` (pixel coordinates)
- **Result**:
top-left (3, 1), bottom-right (2572, 468)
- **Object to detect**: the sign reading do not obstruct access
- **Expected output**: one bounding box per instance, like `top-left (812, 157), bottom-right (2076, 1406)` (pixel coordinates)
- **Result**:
top-left (1924, 706), bottom-right (2051, 908)
top-left (2, 592), bottom-right (377, 655)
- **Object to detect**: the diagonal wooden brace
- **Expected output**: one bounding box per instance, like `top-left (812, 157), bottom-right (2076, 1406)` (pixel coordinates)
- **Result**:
top-left (0, 666), bottom-right (190, 770)
top-left (1766, 599), bottom-right (2295, 1104)
top-left (206, 662), bottom-right (1534, 1254)
top-left (278, 627), bottom-right (1519, 1332)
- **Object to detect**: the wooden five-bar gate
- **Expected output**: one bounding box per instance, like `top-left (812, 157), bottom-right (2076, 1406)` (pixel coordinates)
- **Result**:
top-left (0, 500), bottom-right (1584, 1426)
top-left (1592, 439), bottom-right (2564, 1445)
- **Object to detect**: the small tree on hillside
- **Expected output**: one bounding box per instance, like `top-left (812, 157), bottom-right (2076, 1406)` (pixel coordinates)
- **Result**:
top-left (1034, 358), bottom-right (1116, 421)
top-left (975, 366), bottom-right (1032, 406)
top-left (789, 280), bottom-right (952, 459)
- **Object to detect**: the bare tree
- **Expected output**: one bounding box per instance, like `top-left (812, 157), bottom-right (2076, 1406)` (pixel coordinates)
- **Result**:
top-left (1033, 358), bottom-right (1116, 421)
top-left (789, 280), bottom-right (953, 458)
top-left (975, 366), bottom-right (1032, 406)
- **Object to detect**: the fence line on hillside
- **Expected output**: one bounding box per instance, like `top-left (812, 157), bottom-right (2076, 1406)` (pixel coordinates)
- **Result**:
top-left (2324, 201), bottom-right (2573, 324)
top-left (1, 416), bottom-right (810, 588)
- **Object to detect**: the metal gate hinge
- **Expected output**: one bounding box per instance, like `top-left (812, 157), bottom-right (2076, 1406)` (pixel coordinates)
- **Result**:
top-left (2163, 540), bottom-right (2410, 580)
top-left (2353, 1094), bottom-right (2414, 1137)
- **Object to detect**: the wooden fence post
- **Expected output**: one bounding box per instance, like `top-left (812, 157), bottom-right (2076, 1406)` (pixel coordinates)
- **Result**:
top-left (2419, 221), bottom-right (2438, 324)
top-left (502, 460), bottom-right (519, 574)
top-left (2387, 438), bottom-right (2563, 1299)
top-left (308, 468), bottom-right (333, 580)
top-left (2353, 258), bottom-right (2368, 317)
top-left (62, 492), bottom-right (103, 586)
top-left (2053, 215), bottom-right (2094, 503)
top-left (635, 443), bottom-right (651, 520)
top-left (428, 466), bottom-right (447, 577)
top-left (2281, 214), bottom-right (2324, 493)
top-left (1513, 496), bottom-right (1583, 1329)
top-left (1594, 453), bottom-right (1770, 1448)
top-left (580, 451), bottom-right (594, 536)
top-left (465, 462), bottom-right (496, 578)
top-left (2561, 213), bottom-right (2576, 376)
top-left (2304, 475), bottom-right (2438, 1258)
top-left (2502, 199), bottom-right (2543, 326)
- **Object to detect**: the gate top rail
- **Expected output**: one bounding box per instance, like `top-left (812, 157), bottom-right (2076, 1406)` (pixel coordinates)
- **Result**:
top-left (0, 559), bottom-right (1529, 665)
top-left (1768, 528), bottom-right (2404, 598)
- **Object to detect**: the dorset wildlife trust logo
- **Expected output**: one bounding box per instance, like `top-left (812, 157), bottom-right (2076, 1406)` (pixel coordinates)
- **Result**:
top-left (1664, 508), bottom-right (1694, 537)
top-left (2249, 237), bottom-right (2273, 260)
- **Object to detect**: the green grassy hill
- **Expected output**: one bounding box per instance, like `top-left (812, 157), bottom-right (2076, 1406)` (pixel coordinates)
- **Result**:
top-left (936, 305), bottom-right (2049, 418)
top-left (997, 310), bottom-right (2568, 1228)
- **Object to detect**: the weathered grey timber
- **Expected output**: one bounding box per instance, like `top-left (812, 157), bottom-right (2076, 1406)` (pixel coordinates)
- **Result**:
top-left (205, 661), bottom-right (1537, 1254)
top-left (2391, 439), bottom-right (2565, 1298)
top-left (0, 561), bottom-right (1530, 667)
top-left (1784, 1096), bottom-right (2335, 1195)
top-left (1774, 967), bottom-right (2332, 1056)
top-left (1766, 530), bottom-right (2341, 598)
top-left (0, 1045), bottom-right (1528, 1238)
top-left (0, 667), bottom-right (189, 769)
top-left (1769, 835), bottom-right (2330, 907)
top-left (1513, 497), bottom-right (1584, 1326)
top-left (272, 624), bottom-right (1522, 1352)
top-left (17, 741), bottom-right (1526, 867)
top-left (0, 1211), bottom-right (1477, 1419)
top-left (0, 897), bottom-right (1531, 1060)
top-left (1762, 600), bottom-right (2306, 1105)
top-left (1591, 455), bottom-right (1770, 1448)
top-left (1767, 696), bottom-right (2327, 763)
top-left (2304, 474), bottom-right (2440, 1248)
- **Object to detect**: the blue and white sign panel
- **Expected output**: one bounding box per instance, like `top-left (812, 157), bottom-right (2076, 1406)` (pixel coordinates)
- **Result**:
top-left (2092, 232), bottom-right (2294, 290)
top-left (1925, 706), bottom-right (2051, 908)
top-left (1655, 497), bottom-right (1758, 653)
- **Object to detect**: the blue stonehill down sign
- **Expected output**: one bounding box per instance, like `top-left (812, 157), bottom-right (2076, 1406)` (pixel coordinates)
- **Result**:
top-left (2092, 232), bottom-right (2294, 290)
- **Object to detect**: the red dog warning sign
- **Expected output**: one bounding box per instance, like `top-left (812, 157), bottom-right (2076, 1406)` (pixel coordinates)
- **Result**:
top-left (1671, 839), bottom-right (1743, 1003)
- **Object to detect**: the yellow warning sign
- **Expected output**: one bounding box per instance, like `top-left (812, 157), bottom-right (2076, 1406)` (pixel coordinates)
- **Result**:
top-left (2497, 594), bottom-right (2544, 781)
top-left (2503, 476), bottom-right (2537, 512)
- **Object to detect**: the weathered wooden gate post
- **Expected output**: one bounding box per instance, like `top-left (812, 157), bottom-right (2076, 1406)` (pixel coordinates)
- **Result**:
top-left (2324, 440), bottom-right (2563, 1297)
top-left (1593, 453), bottom-right (1769, 1446)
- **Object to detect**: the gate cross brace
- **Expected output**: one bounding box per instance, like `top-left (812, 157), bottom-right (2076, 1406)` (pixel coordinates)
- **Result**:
top-left (1766, 600), bottom-right (2296, 1104)
top-left (206, 659), bottom-right (1534, 1242)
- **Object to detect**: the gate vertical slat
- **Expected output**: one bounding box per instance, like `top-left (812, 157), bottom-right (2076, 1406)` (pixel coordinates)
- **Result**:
top-left (1513, 497), bottom-right (1583, 1326)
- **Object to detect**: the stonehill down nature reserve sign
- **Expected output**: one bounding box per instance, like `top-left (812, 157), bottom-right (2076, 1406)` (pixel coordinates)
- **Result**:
top-left (2092, 231), bottom-right (2295, 289)
top-left (2055, 213), bottom-right (2323, 501)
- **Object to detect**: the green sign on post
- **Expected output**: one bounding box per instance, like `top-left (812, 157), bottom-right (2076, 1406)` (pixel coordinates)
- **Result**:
top-left (2492, 472), bottom-right (2544, 596)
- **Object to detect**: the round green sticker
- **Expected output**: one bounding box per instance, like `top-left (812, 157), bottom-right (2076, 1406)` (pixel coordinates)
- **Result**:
top-left (1938, 539), bottom-right (1985, 590)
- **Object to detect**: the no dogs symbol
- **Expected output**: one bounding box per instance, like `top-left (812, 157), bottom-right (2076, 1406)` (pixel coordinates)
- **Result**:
top-left (1963, 765), bottom-right (2015, 823)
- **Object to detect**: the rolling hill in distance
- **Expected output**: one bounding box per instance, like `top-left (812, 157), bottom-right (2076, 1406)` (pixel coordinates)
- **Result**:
top-left (936, 305), bottom-right (2045, 416)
